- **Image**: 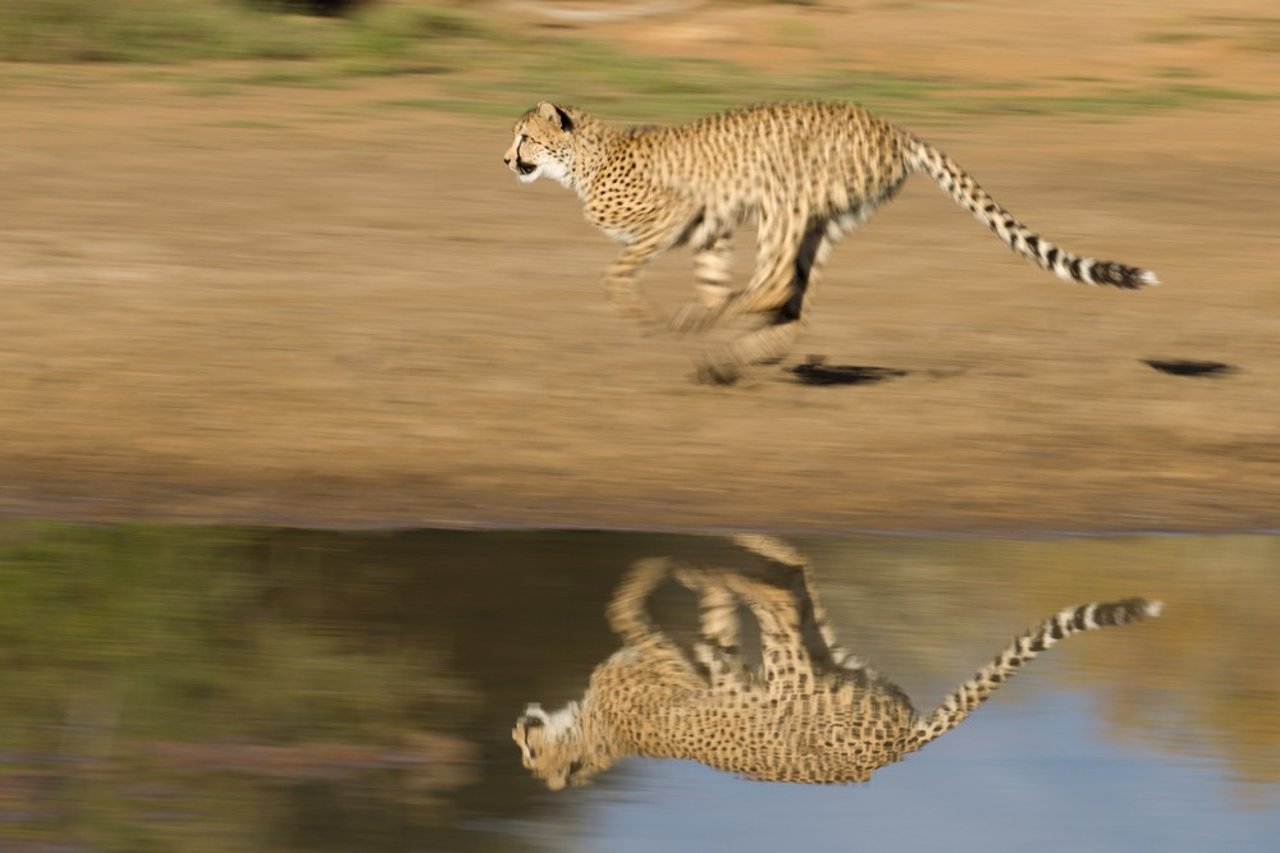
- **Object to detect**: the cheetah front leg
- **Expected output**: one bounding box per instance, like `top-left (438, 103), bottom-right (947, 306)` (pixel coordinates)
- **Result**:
top-left (669, 232), bottom-right (735, 334)
top-left (600, 202), bottom-right (701, 332)
top-left (605, 557), bottom-right (677, 649)
top-left (671, 565), bottom-right (754, 689)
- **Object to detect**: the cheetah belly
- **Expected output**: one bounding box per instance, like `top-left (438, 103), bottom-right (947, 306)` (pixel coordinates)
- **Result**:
top-left (648, 697), bottom-right (914, 783)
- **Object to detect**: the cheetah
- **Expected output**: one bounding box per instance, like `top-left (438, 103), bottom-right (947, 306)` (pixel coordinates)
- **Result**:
top-left (503, 101), bottom-right (1158, 383)
top-left (512, 535), bottom-right (1162, 788)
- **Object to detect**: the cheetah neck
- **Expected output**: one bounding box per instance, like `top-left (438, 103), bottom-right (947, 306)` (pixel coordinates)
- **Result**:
top-left (566, 121), bottom-right (623, 200)
top-left (573, 688), bottom-right (628, 766)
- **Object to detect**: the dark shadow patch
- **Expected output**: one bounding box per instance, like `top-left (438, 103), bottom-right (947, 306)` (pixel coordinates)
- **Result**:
top-left (789, 356), bottom-right (909, 387)
top-left (1143, 358), bottom-right (1238, 378)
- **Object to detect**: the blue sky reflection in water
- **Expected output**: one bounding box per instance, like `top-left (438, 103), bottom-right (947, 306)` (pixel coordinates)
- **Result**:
top-left (0, 526), bottom-right (1276, 851)
top-left (565, 695), bottom-right (1277, 853)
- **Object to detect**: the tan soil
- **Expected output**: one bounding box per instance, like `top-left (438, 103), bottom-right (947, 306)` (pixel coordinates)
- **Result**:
top-left (2, 2), bottom-right (1278, 533)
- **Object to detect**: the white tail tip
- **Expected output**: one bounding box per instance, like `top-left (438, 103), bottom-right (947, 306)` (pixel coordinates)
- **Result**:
top-left (1140, 270), bottom-right (1161, 287)
top-left (1144, 600), bottom-right (1165, 618)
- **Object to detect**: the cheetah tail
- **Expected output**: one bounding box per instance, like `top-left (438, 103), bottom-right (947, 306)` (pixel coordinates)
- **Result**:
top-left (907, 598), bottom-right (1162, 751)
top-left (907, 139), bottom-right (1159, 289)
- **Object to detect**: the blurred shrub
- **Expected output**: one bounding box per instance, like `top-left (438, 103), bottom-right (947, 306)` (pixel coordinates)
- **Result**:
top-left (0, 0), bottom-right (484, 63)
top-left (242, 0), bottom-right (370, 15)
top-left (1, 0), bottom-right (294, 61)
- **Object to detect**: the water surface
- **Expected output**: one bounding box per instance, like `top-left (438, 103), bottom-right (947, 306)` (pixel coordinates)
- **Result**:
top-left (1, 525), bottom-right (1276, 851)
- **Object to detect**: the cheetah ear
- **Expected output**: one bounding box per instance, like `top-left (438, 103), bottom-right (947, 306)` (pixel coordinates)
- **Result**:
top-left (537, 101), bottom-right (574, 132)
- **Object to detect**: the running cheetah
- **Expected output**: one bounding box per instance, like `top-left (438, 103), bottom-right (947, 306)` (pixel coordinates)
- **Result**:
top-left (503, 101), bottom-right (1158, 383)
top-left (512, 535), bottom-right (1162, 788)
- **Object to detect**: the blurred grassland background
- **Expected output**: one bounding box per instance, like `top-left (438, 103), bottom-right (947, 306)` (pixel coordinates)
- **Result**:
top-left (1, 0), bottom-right (1275, 122)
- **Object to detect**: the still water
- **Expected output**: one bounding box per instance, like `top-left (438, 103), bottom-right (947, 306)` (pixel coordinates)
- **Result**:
top-left (1, 524), bottom-right (1277, 852)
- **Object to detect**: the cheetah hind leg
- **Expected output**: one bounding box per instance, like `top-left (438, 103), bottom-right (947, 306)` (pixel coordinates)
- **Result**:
top-left (684, 563), bottom-right (829, 688)
top-left (730, 533), bottom-right (874, 676)
top-left (673, 560), bottom-right (803, 648)
top-left (695, 321), bottom-right (801, 384)
top-left (606, 557), bottom-right (676, 647)
top-left (694, 225), bottom-right (829, 385)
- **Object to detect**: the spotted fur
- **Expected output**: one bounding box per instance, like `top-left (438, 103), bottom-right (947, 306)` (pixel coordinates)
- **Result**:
top-left (512, 537), bottom-right (1161, 787)
top-left (504, 101), bottom-right (1158, 383)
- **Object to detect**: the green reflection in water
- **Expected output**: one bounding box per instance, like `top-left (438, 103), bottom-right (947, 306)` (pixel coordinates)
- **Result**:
top-left (0, 523), bottom-right (480, 851)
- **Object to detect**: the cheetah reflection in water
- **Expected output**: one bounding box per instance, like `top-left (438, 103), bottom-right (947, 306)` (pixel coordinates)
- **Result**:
top-left (512, 535), bottom-right (1161, 788)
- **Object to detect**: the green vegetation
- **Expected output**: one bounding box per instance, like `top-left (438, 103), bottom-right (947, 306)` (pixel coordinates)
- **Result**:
top-left (962, 82), bottom-right (1275, 119)
top-left (1147, 14), bottom-right (1280, 54)
top-left (0, 0), bottom-right (308, 62)
top-left (0, 2), bottom-right (1273, 122)
top-left (1146, 30), bottom-right (1214, 45)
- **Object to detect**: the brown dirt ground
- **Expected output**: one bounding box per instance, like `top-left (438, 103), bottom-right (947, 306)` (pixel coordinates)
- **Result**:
top-left (2, 2), bottom-right (1279, 533)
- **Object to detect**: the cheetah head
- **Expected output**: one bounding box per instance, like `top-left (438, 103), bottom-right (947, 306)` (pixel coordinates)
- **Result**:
top-left (503, 101), bottom-right (578, 189)
top-left (512, 701), bottom-right (610, 790)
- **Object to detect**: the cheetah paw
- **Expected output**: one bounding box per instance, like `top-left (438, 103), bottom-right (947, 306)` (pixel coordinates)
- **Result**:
top-left (694, 356), bottom-right (742, 386)
top-left (668, 302), bottom-right (725, 335)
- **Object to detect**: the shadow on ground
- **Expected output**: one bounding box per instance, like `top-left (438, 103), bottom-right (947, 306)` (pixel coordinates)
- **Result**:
top-left (1143, 359), bottom-right (1238, 378)
top-left (789, 358), bottom-right (910, 387)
